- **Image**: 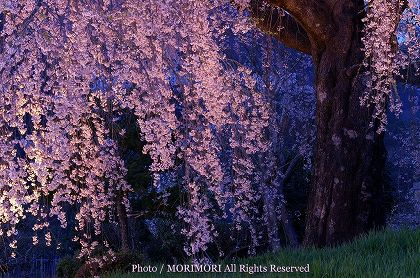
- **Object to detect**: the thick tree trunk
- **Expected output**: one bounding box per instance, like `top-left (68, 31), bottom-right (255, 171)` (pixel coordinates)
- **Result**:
top-left (303, 2), bottom-right (386, 247)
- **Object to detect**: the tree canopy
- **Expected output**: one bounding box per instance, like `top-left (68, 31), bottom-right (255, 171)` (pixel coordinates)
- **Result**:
top-left (0, 0), bottom-right (418, 263)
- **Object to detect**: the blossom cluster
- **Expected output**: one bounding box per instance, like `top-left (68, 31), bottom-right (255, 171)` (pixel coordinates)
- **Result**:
top-left (361, 0), bottom-right (419, 132)
top-left (0, 0), bottom-right (271, 261)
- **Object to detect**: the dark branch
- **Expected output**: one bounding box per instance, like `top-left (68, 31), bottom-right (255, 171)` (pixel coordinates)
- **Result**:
top-left (250, 1), bottom-right (311, 54)
top-left (263, 0), bottom-right (334, 46)
top-left (282, 154), bottom-right (301, 183)
top-left (13, 0), bottom-right (43, 37)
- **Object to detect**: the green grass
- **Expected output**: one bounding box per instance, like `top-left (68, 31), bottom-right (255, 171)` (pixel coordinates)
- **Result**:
top-left (105, 228), bottom-right (419, 278)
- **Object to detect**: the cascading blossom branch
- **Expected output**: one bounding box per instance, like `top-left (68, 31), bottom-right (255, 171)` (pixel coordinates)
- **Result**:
top-left (361, 0), bottom-right (419, 133)
top-left (0, 0), bottom-right (133, 257)
top-left (0, 0), bottom-right (271, 260)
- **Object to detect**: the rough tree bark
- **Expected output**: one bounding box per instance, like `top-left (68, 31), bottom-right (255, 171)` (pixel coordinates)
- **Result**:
top-left (251, 0), bottom-right (389, 246)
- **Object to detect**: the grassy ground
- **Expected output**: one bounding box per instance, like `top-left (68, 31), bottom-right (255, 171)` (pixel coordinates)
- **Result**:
top-left (105, 228), bottom-right (419, 278)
